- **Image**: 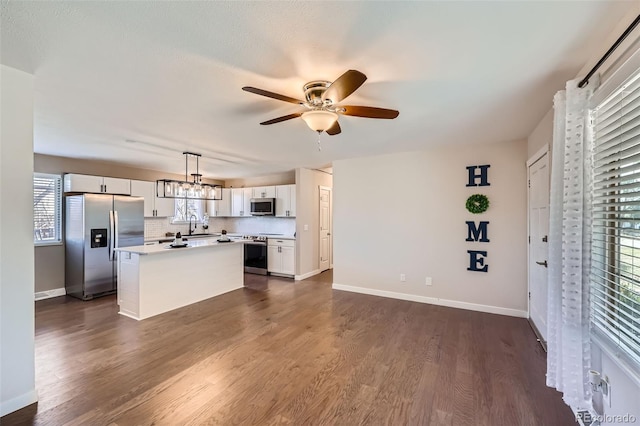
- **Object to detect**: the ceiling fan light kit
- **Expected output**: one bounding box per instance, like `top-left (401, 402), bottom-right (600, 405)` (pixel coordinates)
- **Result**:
top-left (156, 152), bottom-right (222, 200)
top-left (242, 69), bottom-right (399, 140)
top-left (301, 110), bottom-right (338, 132)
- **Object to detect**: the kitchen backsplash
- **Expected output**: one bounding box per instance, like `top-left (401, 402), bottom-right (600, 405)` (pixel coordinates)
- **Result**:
top-left (145, 216), bottom-right (296, 238)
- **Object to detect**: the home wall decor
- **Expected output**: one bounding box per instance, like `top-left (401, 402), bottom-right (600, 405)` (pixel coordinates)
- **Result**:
top-left (466, 165), bottom-right (490, 272)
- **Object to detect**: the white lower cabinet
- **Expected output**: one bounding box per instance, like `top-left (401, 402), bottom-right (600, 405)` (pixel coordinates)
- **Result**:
top-left (267, 238), bottom-right (295, 276)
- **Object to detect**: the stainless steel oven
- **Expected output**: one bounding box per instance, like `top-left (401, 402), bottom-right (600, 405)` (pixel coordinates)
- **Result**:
top-left (244, 237), bottom-right (268, 275)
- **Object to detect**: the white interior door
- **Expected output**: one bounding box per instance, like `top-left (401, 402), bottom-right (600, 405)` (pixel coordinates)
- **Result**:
top-left (319, 186), bottom-right (331, 272)
top-left (528, 150), bottom-right (550, 345)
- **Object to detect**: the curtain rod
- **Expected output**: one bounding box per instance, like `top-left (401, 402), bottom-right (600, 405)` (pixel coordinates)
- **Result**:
top-left (578, 14), bottom-right (640, 88)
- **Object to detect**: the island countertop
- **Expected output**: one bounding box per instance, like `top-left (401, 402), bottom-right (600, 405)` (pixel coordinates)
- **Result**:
top-left (117, 239), bottom-right (244, 320)
top-left (116, 238), bottom-right (246, 255)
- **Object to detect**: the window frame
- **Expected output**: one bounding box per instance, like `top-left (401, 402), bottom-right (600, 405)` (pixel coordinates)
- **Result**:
top-left (33, 172), bottom-right (63, 246)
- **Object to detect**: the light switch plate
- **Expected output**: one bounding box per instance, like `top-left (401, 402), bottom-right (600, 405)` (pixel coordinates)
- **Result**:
top-left (304, 224), bottom-right (309, 231)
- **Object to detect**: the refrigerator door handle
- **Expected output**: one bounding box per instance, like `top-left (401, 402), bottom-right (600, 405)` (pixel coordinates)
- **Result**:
top-left (109, 210), bottom-right (115, 261)
top-left (113, 210), bottom-right (119, 261)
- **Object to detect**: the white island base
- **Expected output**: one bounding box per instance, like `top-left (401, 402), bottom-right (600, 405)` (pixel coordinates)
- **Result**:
top-left (117, 241), bottom-right (244, 320)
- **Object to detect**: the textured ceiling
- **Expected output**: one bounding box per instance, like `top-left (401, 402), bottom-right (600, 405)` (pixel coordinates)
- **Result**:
top-left (0, 1), bottom-right (635, 178)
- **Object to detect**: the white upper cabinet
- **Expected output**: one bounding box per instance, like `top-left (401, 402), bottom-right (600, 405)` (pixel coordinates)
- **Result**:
top-left (275, 184), bottom-right (296, 217)
top-left (231, 188), bottom-right (252, 217)
top-left (130, 180), bottom-right (155, 217)
top-left (103, 177), bottom-right (131, 195)
top-left (154, 192), bottom-right (175, 217)
top-left (207, 188), bottom-right (232, 217)
top-left (130, 180), bottom-right (175, 217)
top-left (252, 186), bottom-right (276, 199)
top-left (64, 174), bottom-right (131, 195)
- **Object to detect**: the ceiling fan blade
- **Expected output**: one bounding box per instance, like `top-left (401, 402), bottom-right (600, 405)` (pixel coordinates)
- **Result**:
top-left (326, 121), bottom-right (341, 135)
top-left (322, 70), bottom-right (367, 103)
top-left (260, 113), bottom-right (302, 125)
top-left (340, 105), bottom-right (399, 119)
top-left (242, 87), bottom-right (303, 105)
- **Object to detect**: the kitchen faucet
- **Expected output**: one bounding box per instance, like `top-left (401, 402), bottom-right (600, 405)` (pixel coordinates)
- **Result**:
top-left (188, 214), bottom-right (198, 236)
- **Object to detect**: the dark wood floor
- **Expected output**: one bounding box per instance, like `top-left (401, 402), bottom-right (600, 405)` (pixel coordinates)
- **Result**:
top-left (3, 271), bottom-right (575, 426)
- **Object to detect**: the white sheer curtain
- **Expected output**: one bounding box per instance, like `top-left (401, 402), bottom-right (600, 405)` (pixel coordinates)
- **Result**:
top-left (546, 78), bottom-right (595, 410)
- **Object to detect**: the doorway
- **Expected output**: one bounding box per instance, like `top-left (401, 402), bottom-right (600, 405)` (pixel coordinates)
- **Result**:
top-left (527, 146), bottom-right (550, 349)
top-left (319, 186), bottom-right (332, 272)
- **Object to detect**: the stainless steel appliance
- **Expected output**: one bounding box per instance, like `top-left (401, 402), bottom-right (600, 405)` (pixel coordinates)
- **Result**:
top-left (250, 198), bottom-right (275, 216)
top-left (65, 194), bottom-right (144, 300)
top-left (242, 235), bottom-right (268, 275)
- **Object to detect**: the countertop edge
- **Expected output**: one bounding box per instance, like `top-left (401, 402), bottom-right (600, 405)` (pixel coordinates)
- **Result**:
top-left (116, 240), bottom-right (246, 255)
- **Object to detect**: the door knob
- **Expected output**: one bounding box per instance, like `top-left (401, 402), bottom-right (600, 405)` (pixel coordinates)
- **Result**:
top-left (536, 260), bottom-right (548, 268)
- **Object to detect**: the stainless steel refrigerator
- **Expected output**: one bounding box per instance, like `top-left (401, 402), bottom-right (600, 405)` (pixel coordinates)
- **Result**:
top-left (65, 194), bottom-right (144, 300)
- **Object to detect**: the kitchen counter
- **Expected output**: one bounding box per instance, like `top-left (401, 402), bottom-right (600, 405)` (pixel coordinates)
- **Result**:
top-left (119, 238), bottom-right (245, 255)
top-left (115, 238), bottom-right (244, 320)
top-left (143, 233), bottom-right (221, 244)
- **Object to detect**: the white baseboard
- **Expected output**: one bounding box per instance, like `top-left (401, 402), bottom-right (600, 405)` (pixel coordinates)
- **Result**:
top-left (0, 389), bottom-right (38, 417)
top-left (331, 283), bottom-right (528, 318)
top-left (295, 269), bottom-right (322, 281)
top-left (34, 287), bottom-right (66, 301)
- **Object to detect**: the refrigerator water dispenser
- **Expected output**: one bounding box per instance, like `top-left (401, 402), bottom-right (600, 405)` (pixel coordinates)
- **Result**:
top-left (91, 228), bottom-right (108, 248)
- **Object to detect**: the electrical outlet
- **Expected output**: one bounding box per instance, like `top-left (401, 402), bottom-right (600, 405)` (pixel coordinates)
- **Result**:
top-left (304, 224), bottom-right (309, 231)
top-left (400, 274), bottom-right (406, 282)
top-left (425, 277), bottom-right (432, 286)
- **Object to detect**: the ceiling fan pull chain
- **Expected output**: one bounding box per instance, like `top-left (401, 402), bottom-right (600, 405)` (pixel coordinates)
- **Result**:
top-left (317, 131), bottom-right (322, 151)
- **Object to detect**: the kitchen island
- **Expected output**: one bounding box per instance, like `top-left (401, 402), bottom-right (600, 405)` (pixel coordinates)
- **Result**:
top-left (115, 238), bottom-right (245, 320)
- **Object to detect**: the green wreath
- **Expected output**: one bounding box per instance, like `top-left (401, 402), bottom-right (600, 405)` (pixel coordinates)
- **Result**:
top-left (466, 194), bottom-right (489, 214)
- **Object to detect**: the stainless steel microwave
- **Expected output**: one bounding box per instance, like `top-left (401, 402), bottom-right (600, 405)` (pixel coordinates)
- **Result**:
top-left (250, 198), bottom-right (275, 216)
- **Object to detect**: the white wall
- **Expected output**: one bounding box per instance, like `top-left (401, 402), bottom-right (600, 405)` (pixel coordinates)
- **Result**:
top-left (295, 168), bottom-right (333, 279)
top-left (225, 170), bottom-right (295, 188)
top-left (0, 65), bottom-right (37, 415)
top-left (527, 109), bottom-right (553, 159)
top-left (333, 139), bottom-right (528, 317)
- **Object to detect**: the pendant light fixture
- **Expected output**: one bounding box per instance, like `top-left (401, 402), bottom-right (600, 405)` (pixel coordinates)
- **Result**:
top-left (156, 152), bottom-right (222, 200)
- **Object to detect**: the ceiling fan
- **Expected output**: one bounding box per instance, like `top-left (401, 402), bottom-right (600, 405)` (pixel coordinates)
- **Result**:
top-left (242, 70), bottom-right (399, 136)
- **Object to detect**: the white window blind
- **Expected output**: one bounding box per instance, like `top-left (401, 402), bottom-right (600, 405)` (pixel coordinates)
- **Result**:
top-left (591, 69), bottom-right (640, 365)
top-left (34, 173), bottom-right (62, 245)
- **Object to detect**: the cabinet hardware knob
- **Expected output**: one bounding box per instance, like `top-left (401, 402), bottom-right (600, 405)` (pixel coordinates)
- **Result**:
top-left (542, 235), bottom-right (548, 242)
top-left (536, 260), bottom-right (548, 268)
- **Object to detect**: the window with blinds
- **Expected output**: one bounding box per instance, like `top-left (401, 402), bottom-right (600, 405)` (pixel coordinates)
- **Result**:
top-left (34, 173), bottom-right (62, 245)
top-left (173, 198), bottom-right (204, 223)
top-left (591, 69), bottom-right (640, 365)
